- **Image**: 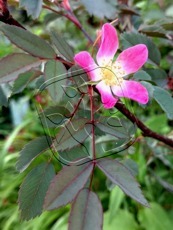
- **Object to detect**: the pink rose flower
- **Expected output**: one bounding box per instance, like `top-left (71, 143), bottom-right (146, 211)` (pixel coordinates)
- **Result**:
top-left (74, 23), bottom-right (149, 109)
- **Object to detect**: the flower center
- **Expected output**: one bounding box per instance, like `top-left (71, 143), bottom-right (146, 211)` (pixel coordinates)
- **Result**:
top-left (100, 61), bottom-right (125, 86)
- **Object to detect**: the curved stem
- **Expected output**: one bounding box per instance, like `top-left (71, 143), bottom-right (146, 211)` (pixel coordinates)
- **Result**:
top-left (115, 101), bottom-right (173, 148)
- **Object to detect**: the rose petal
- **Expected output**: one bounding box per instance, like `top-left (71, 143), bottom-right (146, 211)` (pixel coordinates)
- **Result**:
top-left (116, 44), bottom-right (148, 75)
top-left (96, 23), bottom-right (119, 66)
top-left (74, 51), bottom-right (101, 81)
top-left (96, 81), bottom-right (118, 109)
top-left (112, 80), bottom-right (149, 104)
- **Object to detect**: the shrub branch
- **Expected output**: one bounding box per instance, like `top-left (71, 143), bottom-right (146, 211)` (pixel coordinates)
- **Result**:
top-left (115, 101), bottom-right (173, 148)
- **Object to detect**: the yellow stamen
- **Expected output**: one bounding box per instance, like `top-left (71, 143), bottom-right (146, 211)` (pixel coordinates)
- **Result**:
top-left (100, 60), bottom-right (125, 86)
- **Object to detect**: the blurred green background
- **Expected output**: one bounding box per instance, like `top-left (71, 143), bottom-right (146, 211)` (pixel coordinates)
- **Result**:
top-left (1, 0), bottom-right (173, 229)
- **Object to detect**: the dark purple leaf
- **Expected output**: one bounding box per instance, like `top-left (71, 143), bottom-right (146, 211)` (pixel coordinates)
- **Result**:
top-left (51, 31), bottom-right (74, 61)
top-left (69, 189), bottom-right (103, 230)
top-left (97, 159), bottom-right (149, 207)
top-left (0, 25), bottom-right (56, 59)
top-left (44, 60), bottom-right (67, 103)
top-left (53, 118), bottom-right (92, 151)
top-left (44, 163), bottom-right (93, 210)
top-left (12, 70), bottom-right (42, 94)
top-left (0, 53), bottom-right (41, 83)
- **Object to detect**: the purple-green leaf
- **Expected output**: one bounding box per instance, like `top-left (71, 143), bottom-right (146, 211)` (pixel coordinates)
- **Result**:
top-left (58, 146), bottom-right (90, 166)
top-left (0, 24), bottom-right (56, 59)
top-left (53, 118), bottom-right (92, 151)
top-left (81, 0), bottom-right (117, 19)
top-left (97, 159), bottom-right (149, 207)
top-left (96, 117), bottom-right (132, 139)
top-left (16, 136), bottom-right (52, 172)
top-left (44, 163), bottom-right (93, 210)
top-left (50, 30), bottom-right (74, 61)
top-left (12, 70), bottom-right (42, 94)
top-left (44, 60), bottom-right (67, 103)
top-left (69, 188), bottom-right (103, 230)
top-left (18, 163), bottom-right (55, 220)
top-left (0, 53), bottom-right (41, 83)
top-left (145, 68), bottom-right (167, 87)
top-left (39, 105), bottom-right (71, 128)
top-left (153, 86), bottom-right (173, 120)
top-left (139, 24), bottom-right (167, 38)
top-left (20, 0), bottom-right (42, 19)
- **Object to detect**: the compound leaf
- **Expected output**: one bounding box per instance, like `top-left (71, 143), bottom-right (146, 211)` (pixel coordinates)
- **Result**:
top-left (44, 163), bottom-right (93, 210)
top-left (19, 163), bottom-right (55, 220)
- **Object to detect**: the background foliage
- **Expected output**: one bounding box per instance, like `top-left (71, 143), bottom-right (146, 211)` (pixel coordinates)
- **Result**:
top-left (0, 0), bottom-right (173, 229)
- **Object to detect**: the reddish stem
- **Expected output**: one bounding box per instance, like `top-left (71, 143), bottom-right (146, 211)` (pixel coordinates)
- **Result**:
top-left (88, 85), bottom-right (96, 189)
top-left (115, 101), bottom-right (173, 148)
top-left (69, 93), bottom-right (85, 121)
top-left (89, 86), bottom-right (96, 159)
top-left (0, 0), bottom-right (25, 29)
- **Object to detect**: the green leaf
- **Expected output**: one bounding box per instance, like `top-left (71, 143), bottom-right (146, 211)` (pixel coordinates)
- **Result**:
top-left (69, 65), bottom-right (88, 94)
top-left (97, 159), bottom-right (149, 207)
top-left (44, 60), bottom-right (67, 102)
top-left (121, 32), bottom-right (161, 65)
top-left (153, 86), bottom-right (173, 120)
top-left (138, 203), bottom-right (173, 230)
top-left (81, 0), bottom-right (117, 19)
top-left (12, 70), bottom-right (41, 94)
top-left (50, 31), bottom-right (74, 61)
top-left (139, 24), bottom-right (167, 38)
top-left (145, 68), bottom-right (167, 87)
top-left (122, 159), bottom-right (139, 176)
top-left (133, 70), bottom-right (151, 81)
top-left (20, 0), bottom-right (42, 19)
top-left (95, 117), bottom-right (136, 155)
top-left (146, 69), bottom-right (168, 87)
top-left (16, 136), bottom-right (52, 172)
top-left (0, 85), bottom-right (8, 106)
top-left (0, 53), bottom-right (41, 83)
top-left (0, 24), bottom-right (56, 59)
top-left (69, 189), bottom-right (103, 230)
top-left (39, 105), bottom-right (70, 128)
top-left (58, 146), bottom-right (90, 166)
top-left (18, 162), bottom-right (55, 220)
top-left (53, 118), bottom-right (92, 151)
top-left (96, 117), bottom-right (134, 139)
top-left (44, 163), bottom-right (93, 210)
